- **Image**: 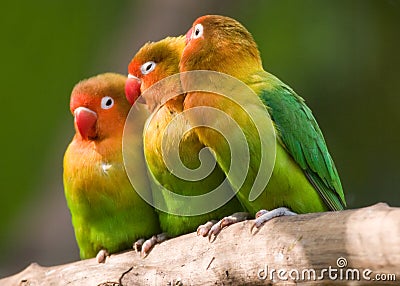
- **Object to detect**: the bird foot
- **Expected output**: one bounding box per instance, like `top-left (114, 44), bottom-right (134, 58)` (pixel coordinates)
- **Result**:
top-left (134, 233), bottom-right (169, 258)
top-left (96, 249), bottom-right (109, 263)
top-left (133, 238), bottom-right (146, 252)
top-left (251, 207), bottom-right (297, 231)
top-left (207, 212), bottom-right (250, 241)
top-left (197, 220), bottom-right (218, 237)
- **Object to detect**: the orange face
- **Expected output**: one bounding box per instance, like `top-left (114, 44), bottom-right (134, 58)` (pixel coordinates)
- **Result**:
top-left (127, 58), bottom-right (159, 90)
top-left (125, 48), bottom-right (161, 107)
top-left (181, 15), bottom-right (261, 78)
top-left (70, 73), bottom-right (129, 141)
top-left (180, 16), bottom-right (211, 72)
top-left (126, 56), bottom-right (160, 108)
top-left (185, 15), bottom-right (207, 45)
top-left (126, 36), bottom-right (185, 107)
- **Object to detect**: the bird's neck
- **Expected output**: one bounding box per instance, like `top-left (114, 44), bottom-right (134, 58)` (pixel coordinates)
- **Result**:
top-left (70, 136), bottom-right (123, 167)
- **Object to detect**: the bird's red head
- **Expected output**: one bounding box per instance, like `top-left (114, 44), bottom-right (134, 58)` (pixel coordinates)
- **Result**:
top-left (182, 16), bottom-right (207, 62)
top-left (70, 73), bottom-right (130, 141)
top-left (126, 36), bottom-right (186, 110)
top-left (180, 15), bottom-right (262, 76)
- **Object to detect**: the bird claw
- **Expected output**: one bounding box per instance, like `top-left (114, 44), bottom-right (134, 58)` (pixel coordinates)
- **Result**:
top-left (197, 220), bottom-right (218, 237)
top-left (255, 209), bottom-right (269, 218)
top-left (138, 233), bottom-right (169, 258)
top-left (96, 249), bottom-right (109, 263)
top-left (251, 207), bottom-right (297, 232)
top-left (206, 212), bottom-right (250, 241)
top-left (133, 238), bottom-right (146, 252)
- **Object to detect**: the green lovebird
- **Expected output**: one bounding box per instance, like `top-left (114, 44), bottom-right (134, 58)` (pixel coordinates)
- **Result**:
top-left (180, 15), bottom-right (346, 230)
top-left (125, 36), bottom-right (245, 251)
top-left (63, 73), bottom-right (160, 262)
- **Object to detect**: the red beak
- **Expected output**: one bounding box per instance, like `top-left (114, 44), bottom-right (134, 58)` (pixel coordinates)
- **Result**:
top-left (74, 107), bottom-right (97, 140)
top-left (185, 28), bottom-right (193, 44)
top-left (125, 75), bottom-right (142, 105)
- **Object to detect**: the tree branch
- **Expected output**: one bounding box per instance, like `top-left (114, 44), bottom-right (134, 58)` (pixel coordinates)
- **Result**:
top-left (2, 203), bottom-right (399, 285)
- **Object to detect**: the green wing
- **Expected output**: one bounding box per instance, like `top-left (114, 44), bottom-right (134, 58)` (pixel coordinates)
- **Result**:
top-left (258, 74), bottom-right (346, 211)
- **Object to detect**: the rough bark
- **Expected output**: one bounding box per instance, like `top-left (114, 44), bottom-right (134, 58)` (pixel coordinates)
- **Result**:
top-left (2, 203), bottom-right (399, 285)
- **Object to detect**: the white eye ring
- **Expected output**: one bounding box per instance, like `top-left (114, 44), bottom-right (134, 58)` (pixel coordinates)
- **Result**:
top-left (192, 23), bottom-right (203, 39)
top-left (140, 61), bottom-right (156, 75)
top-left (101, 96), bottom-right (114, 110)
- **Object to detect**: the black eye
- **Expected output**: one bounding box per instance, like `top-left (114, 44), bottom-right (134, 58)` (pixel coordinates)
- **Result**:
top-left (101, 96), bottom-right (114, 109)
top-left (140, 61), bottom-right (156, 75)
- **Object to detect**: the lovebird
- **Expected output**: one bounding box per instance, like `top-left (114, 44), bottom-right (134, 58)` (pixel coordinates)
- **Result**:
top-left (180, 15), bottom-right (346, 231)
top-left (63, 73), bottom-right (160, 262)
top-left (125, 36), bottom-right (245, 251)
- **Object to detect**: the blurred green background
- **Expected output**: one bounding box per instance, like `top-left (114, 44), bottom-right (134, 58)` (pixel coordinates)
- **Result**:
top-left (1, 0), bottom-right (399, 278)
